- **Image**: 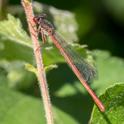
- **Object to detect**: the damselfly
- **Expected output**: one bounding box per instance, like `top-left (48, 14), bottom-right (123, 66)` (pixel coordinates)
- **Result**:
top-left (33, 14), bottom-right (105, 112)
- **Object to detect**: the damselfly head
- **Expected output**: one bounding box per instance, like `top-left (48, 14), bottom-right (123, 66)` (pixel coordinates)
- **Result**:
top-left (33, 13), bottom-right (47, 23)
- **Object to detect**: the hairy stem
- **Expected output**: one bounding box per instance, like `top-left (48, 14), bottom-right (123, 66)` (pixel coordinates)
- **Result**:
top-left (21, 0), bottom-right (54, 124)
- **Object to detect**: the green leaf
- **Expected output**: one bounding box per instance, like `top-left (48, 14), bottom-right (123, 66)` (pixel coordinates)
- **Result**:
top-left (0, 86), bottom-right (78, 124)
top-left (90, 83), bottom-right (124, 124)
top-left (92, 50), bottom-right (124, 94)
top-left (0, 60), bottom-right (35, 89)
top-left (25, 63), bottom-right (38, 76)
top-left (45, 64), bottom-right (58, 72)
top-left (0, 14), bottom-right (33, 63)
top-left (0, 14), bottom-right (32, 47)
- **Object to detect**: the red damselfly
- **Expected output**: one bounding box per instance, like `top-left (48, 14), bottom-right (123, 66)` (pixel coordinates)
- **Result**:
top-left (33, 14), bottom-right (105, 112)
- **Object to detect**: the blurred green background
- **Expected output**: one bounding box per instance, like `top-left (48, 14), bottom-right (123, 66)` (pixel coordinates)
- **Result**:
top-left (0, 0), bottom-right (124, 124)
top-left (6, 0), bottom-right (124, 57)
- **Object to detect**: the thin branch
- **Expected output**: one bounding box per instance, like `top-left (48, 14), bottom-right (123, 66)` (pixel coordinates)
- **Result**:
top-left (21, 0), bottom-right (54, 124)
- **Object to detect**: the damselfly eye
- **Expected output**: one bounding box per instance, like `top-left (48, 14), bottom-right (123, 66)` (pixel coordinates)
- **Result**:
top-left (33, 17), bottom-right (38, 23)
top-left (33, 16), bottom-right (41, 24)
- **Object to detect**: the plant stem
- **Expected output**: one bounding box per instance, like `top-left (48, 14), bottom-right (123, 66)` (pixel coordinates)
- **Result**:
top-left (21, 0), bottom-right (54, 124)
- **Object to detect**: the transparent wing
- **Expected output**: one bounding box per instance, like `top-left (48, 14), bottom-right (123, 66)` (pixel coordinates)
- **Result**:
top-left (53, 32), bottom-right (96, 82)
